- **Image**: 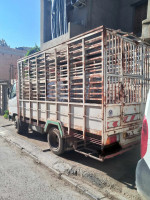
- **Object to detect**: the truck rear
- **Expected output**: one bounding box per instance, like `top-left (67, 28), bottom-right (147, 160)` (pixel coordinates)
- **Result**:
top-left (17, 26), bottom-right (150, 161)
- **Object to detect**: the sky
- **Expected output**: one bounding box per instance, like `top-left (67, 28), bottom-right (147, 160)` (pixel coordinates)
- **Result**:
top-left (0, 0), bottom-right (40, 48)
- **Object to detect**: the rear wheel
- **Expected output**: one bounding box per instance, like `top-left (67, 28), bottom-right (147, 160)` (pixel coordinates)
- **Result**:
top-left (47, 127), bottom-right (64, 155)
top-left (16, 118), bottom-right (28, 135)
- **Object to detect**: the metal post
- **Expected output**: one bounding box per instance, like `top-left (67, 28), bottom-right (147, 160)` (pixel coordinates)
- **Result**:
top-left (82, 38), bottom-right (86, 140)
top-left (55, 50), bottom-right (58, 121)
top-left (28, 59), bottom-right (31, 124)
top-left (102, 27), bottom-right (106, 147)
top-left (21, 62), bottom-right (25, 121)
top-left (36, 57), bottom-right (39, 125)
top-left (44, 53), bottom-right (48, 121)
top-left (67, 45), bottom-right (71, 135)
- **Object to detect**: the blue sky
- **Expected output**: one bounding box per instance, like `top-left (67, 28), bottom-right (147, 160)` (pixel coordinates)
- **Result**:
top-left (0, 0), bottom-right (40, 48)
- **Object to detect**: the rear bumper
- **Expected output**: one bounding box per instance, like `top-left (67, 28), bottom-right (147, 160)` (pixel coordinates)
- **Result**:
top-left (103, 141), bottom-right (139, 160)
top-left (136, 158), bottom-right (150, 199)
top-left (103, 146), bottom-right (133, 160)
top-left (74, 142), bottom-right (139, 162)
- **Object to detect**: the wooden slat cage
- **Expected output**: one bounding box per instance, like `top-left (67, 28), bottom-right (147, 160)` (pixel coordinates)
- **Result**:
top-left (18, 27), bottom-right (104, 105)
top-left (17, 26), bottom-right (150, 140)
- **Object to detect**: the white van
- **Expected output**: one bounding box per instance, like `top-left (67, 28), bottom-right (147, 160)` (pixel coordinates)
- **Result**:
top-left (136, 90), bottom-right (150, 199)
top-left (8, 82), bottom-right (17, 121)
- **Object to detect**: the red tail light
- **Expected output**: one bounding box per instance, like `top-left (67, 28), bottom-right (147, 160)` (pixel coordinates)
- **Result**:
top-left (106, 135), bottom-right (117, 145)
top-left (141, 116), bottom-right (148, 158)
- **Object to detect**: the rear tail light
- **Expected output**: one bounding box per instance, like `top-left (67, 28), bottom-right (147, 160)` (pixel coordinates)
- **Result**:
top-left (141, 116), bottom-right (148, 158)
top-left (106, 135), bottom-right (117, 145)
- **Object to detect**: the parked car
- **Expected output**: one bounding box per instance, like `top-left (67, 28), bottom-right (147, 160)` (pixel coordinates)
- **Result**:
top-left (136, 90), bottom-right (150, 199)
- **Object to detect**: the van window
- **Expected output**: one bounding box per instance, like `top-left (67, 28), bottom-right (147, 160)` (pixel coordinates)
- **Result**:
top-left (10, 83), bottom-right (16, 99)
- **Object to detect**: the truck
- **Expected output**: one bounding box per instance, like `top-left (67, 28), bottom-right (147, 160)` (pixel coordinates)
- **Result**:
top-left (11, 26), bottom-right (150, 161)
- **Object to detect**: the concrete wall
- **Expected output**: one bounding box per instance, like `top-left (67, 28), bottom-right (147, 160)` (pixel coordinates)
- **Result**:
top-left (41, 0), bottom-right (51, 45)
top-left (41, 22), bottom-right (86, 50)
top-left (0, 46), bottom-right (26, 81)
top-left (41, 32), bottom-right (69, 51)
top-left (41, 0), bottom-right (121, 50)
top-left (119, 0), bottom-right (145, 33)
top-left (41, 0), bottom-right (148, 50)
top-left (68, 0), bottom-right (120, 30)
top-left (0, 47), bottom-right (26, 114)
top-left (67, 0), bottom-right (89, 28)
top-left (90, 0), bottom-right (120, 30)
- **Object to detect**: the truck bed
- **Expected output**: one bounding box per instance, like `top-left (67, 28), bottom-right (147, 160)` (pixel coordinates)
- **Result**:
top-left (17, 26), bottom-right (150, 152)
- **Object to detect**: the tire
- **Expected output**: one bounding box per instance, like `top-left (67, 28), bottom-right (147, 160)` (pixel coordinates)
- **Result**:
top-left (47, 127), bottom-right (64, 156)
top-left (16, 118), bottom-right (28, 135)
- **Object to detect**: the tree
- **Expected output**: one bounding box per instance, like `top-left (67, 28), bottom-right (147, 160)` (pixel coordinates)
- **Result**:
top-left (0, 39), bottom-right (8, 47)
top-left (26, 45), bottom-right (40, 56)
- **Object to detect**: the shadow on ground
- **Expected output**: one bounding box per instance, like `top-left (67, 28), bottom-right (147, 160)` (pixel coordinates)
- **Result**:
top-left (62, 147), bottom-right (140, 190)
top-left (24, 130), bottom-right (140, 190)
top-left (26, 131), bottom-right (47, 143)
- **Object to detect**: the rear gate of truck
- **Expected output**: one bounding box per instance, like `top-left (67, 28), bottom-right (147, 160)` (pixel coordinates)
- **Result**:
top-left (104, 29), bottom-right (150, 149)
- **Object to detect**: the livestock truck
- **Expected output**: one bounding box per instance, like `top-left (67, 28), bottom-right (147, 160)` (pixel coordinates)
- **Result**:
top-left (11, 26), bottom-right (150, 161)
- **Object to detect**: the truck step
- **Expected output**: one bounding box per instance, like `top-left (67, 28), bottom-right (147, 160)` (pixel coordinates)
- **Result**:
top-left (74, 147), bottom-right (104, 162)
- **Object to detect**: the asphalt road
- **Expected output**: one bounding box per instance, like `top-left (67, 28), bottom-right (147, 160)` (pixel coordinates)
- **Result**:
top-left (0, 117), bottom-right (141, 199)
top-left (0, 136), bottom-right (88, 200)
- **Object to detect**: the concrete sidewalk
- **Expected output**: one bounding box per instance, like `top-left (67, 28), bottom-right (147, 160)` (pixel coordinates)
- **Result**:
top-left (0, 117), bottom-right (141, 200)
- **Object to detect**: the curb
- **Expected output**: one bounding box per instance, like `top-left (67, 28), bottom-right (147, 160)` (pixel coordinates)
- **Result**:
top-left (0, 127), bottom-right (108, 200)
top-left (61, 175), bottom-right (107, 200)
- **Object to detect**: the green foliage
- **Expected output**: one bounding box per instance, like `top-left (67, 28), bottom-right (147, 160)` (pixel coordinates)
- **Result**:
top-left (4, 110), bottom-right (9, 115)
top-left (0, 39), bottom-right (8, 47)
top-left (3, 110), bottom-right (9, 119)
top-left (26, 45), bottom-right (40, 56)
top-left (4, 114), bottom-right (8, 119)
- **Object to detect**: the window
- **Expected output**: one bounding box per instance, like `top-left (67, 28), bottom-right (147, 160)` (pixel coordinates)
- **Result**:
top-left (10, 83), bottom-right (16, 99)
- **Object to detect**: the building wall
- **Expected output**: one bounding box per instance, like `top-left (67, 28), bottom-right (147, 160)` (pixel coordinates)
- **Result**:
top-left (68, 0), bottom-right (120, 30)
top-left (119, 0), bottom-right (147, 34)
top-left (41, 0), bottom-right (121, 49)
top-left (41, 0), bottom-right (148, 50)
top-left (90, 0), bottom-right (120, 30)
top-left (0, 46), bottom-right (26, 81)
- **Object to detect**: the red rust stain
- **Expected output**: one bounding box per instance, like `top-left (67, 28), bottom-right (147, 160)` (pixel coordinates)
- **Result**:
top-left (113, 121), bottom-right (118, 127)
top-left (70, 124), bottom-right (102, 135)
top-left (131, 115), bottom-right (135, 121)
top-left (86, 129), bottom-right (102, 136)
top-left (124, 116), bottom-right (128, 122)
top-left (107, 122), bottom-right (109, 129)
